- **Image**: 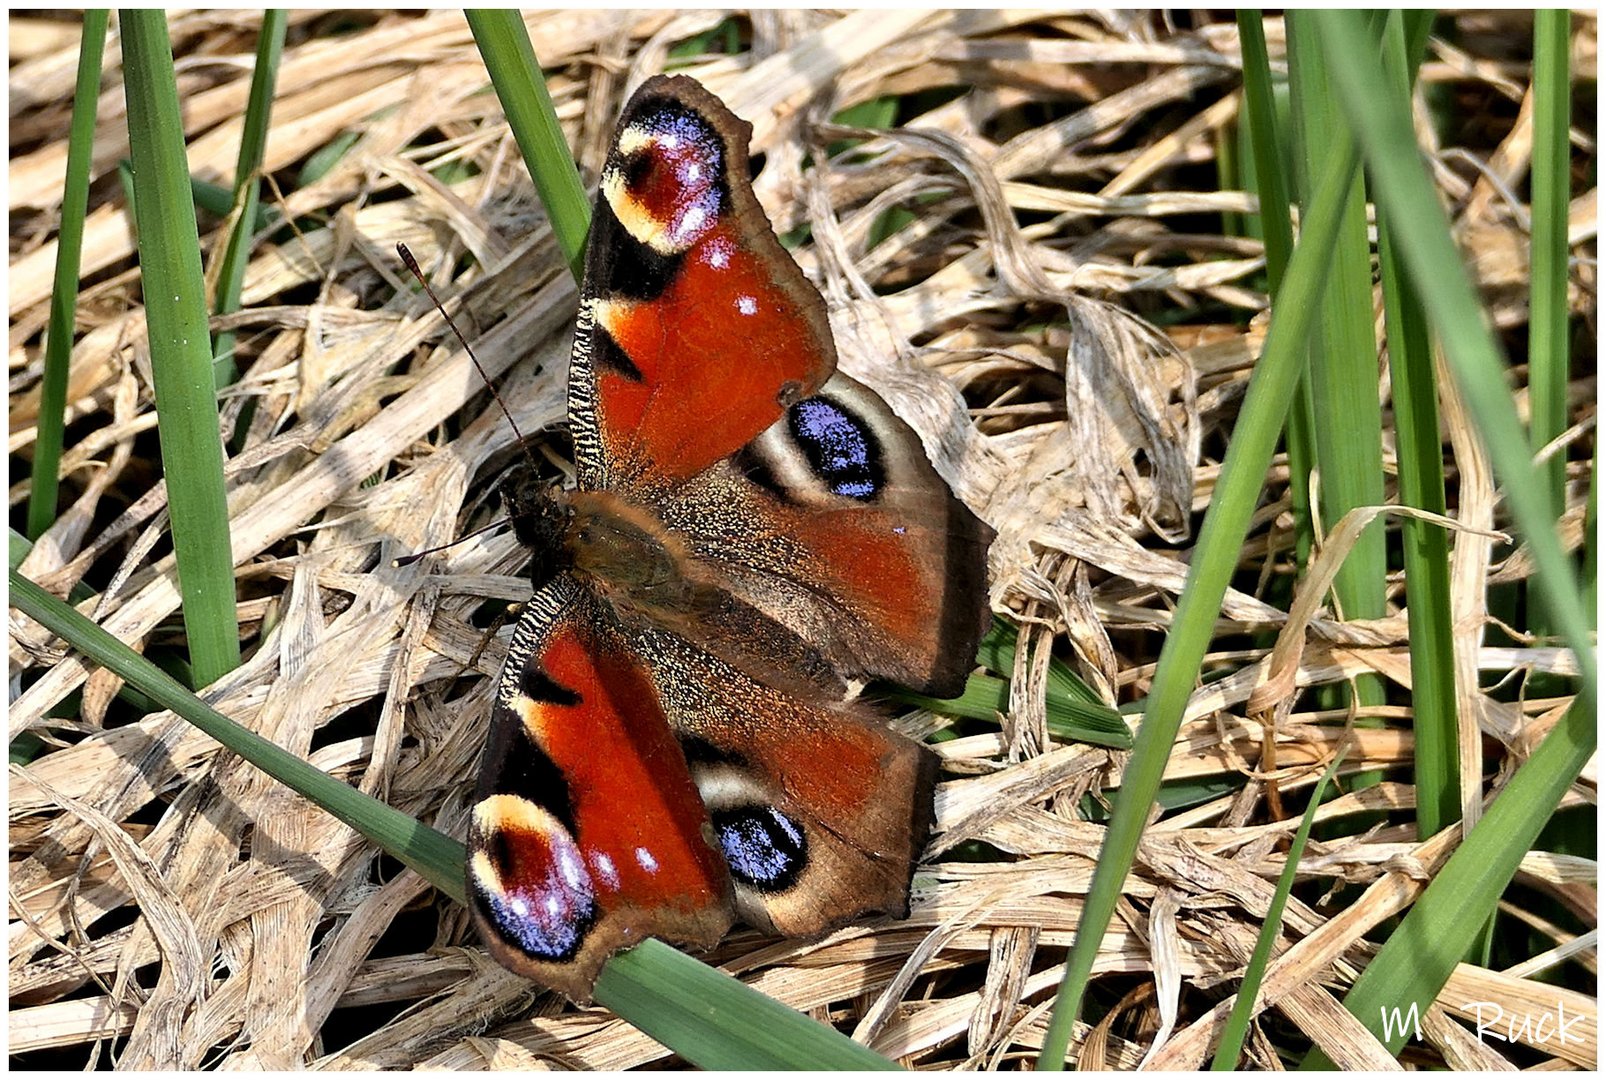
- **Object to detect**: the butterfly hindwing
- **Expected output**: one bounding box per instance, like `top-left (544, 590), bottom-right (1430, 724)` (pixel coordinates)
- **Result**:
top-left (569, 75), bottom-right (837, 491)
top-left (663, 373), bottom-right (995, 698)
top-left (466, 575), bottom-right (734, 1001)
top-left (638, 622), bottom-right (938, 936)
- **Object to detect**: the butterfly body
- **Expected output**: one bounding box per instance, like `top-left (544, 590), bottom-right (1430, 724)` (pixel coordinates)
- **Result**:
top-left (467, 75), bottom-right (993, 1001)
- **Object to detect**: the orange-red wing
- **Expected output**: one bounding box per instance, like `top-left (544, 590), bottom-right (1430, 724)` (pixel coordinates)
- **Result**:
top-left (465, 575), bottom-right (733, 1001)
top-left (568, 75), bottom-right (836, 491)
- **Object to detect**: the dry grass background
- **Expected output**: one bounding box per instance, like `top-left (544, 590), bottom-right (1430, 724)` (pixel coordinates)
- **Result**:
top-left (8, 8), bottom-right (1597, 1070)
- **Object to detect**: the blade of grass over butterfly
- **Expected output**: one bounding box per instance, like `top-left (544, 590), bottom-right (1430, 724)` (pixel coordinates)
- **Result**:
top-left (1528, 9), bottom-right (1573, 633)
top-left (1312, 8), bottom-right (1595, 705)
top-left (1285, 11), bottom-right (1388, 769)
top-left (465, 8), bottom-right (590, 282)
top-left (597, 940), bottom-right (901, 1071)
top-left (210, 9), bottom-right (286, 391)
top-left (121, 10), bottom-right (241, 685)
top-left (10, 569), bottom-right (902, 1071)
top-left (1210, 750), bottom-right (1345, 1069)
top-left (1299, 697), bottom-right (1594, 1067)
top-left (1235, 10), bottom-right (1316, 572)
top-left (27, 10), bottom-right (109, 541)
top-left (1035, 129), bottom-right (1362, 1072)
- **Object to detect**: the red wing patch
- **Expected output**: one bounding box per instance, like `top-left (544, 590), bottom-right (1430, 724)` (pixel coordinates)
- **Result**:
top-left (568, 75), bottom-right (836, 490)
top-left (466, 576), bottom-right (733, 1001)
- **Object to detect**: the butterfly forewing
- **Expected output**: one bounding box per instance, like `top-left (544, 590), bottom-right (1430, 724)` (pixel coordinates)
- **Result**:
top-left (569, 76), bottom-right (837, 491)
top-left (466, 576), bottom-right (733, 1001)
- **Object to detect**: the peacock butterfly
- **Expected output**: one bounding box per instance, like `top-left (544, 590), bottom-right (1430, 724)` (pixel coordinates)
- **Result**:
top-left (465, 74), bottom-right (994, 1001)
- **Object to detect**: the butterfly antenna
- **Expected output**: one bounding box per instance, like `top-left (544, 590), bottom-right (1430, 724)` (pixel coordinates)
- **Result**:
top-left (393, 515), bottom-right (512, 568)
top-left (396, 243), bottom-right (534, 459)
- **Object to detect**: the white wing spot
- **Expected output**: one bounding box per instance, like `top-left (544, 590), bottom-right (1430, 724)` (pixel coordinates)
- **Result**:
top-left (737, 295), bottom-right (758, 316)
top-left (556, 845), bottom-right (587, 889)
top-left (677, 205), bottom-right (707, 240)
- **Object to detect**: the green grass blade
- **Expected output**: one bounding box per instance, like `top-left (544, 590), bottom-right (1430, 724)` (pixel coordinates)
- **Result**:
top-left (1299, 697), bottom-right (1594, 1067)
top-left (465, 8), bottom-right (590, 281)
top-left (1586, 437), bottom-right (1598, 625)
top-left (597, 940), bottom-right (901, 1070)
top-left (1035, 132), bottom-right (1362, 1071)
top-left (1312, 8), bottom-right (1595, 706)
top-left (1529, 8), bottom-right (1571, 519)
top-left (12, 528), bottom-right (96, 604)
top-left (11, 569), bottom-right (460, 886)
top-left (1235, 12), bottom-right (1293, 286)
top-left (666, 16), bottom-right (742, 64)
top-left (27, 10), bottom-right (109, 540)
top-left (887, 672), bottom-right (1132, 751)
top-left (1236, 11), bottom-right (1316, 571)
top-left (1285, 11), bottom-right (1388, 751)
top-left (11, 527), bottom-right (35, 572)
top-left (891, 619), bottom-right (1131, 748)
top-left (211, 9), bottom-right (286, 389)
top-left (9, 571), bottom-right (901, 1069)
top-left (974, 619), bottom-right (1107, 711)
top-left (191, 174), bottom-right (239, 217)
top-left (1210, 751), bottom-right (1344, 1069)
top-left (121, 9), bottom-right (241, 685)
top-left (1375, 13), bottom-right (1457, 838)
top-left (1528, 9), bottom-right (1573, 634)
top-left (298, 129), bottom-right (361, 187)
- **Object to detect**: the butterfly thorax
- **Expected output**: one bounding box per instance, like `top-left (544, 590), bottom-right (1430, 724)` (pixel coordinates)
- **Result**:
top-left (501, 469), bottom-right (689, 606)
top-left (562, 489), bottom-right (691, 609)
top-left (506, 477), bottom-right (849, 699)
